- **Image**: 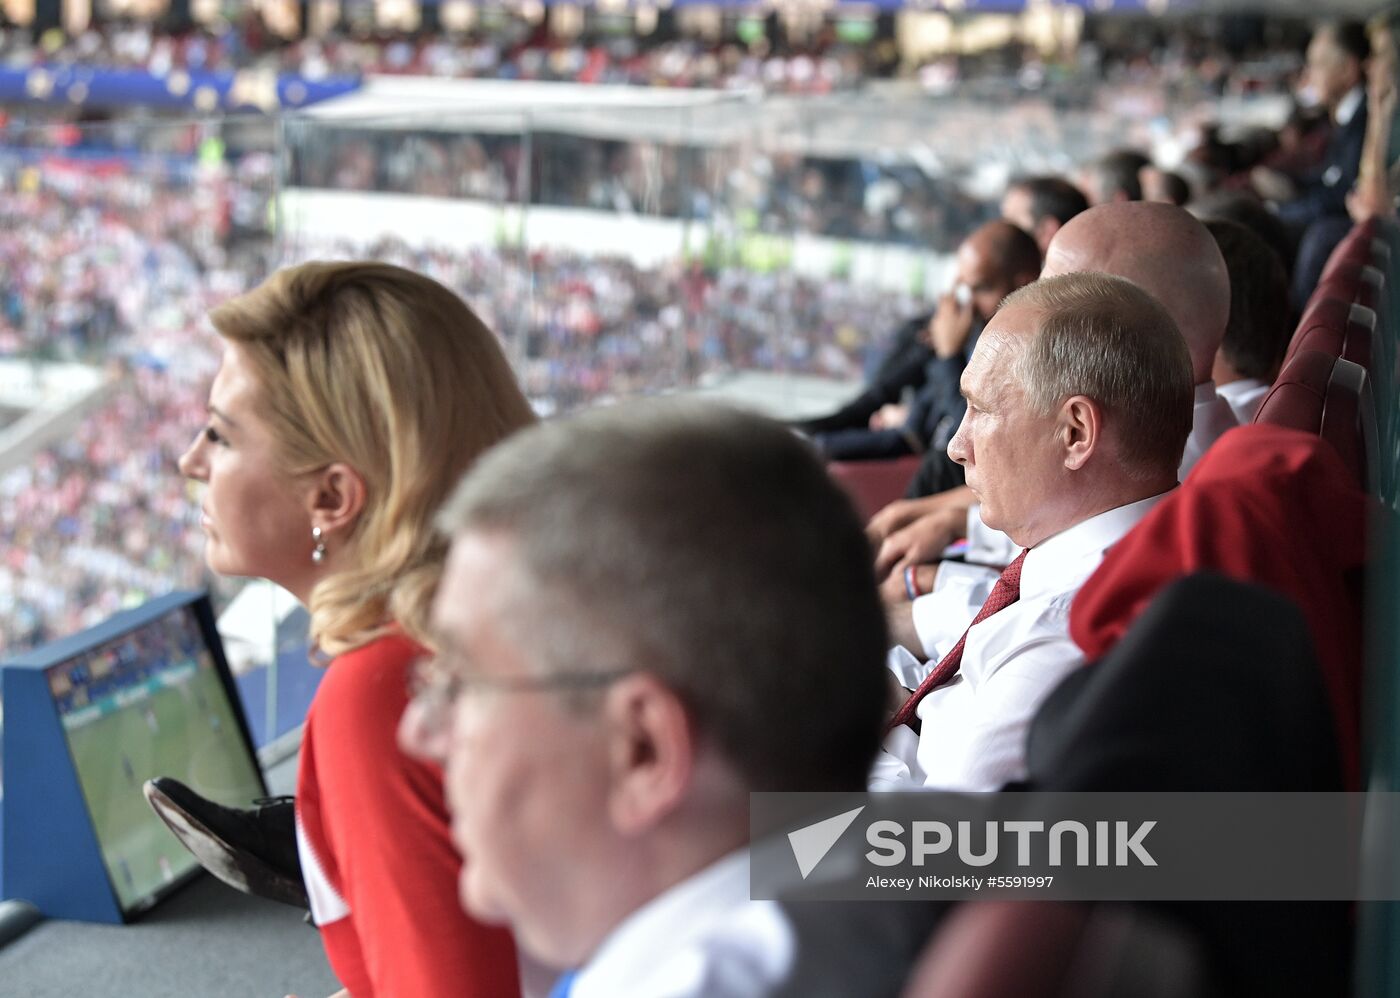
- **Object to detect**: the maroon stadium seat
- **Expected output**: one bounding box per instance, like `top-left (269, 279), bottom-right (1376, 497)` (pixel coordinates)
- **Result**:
top-left (1254, 349), bottom-right (1378, 492)
top-left (1320, 217), bottom-right (1389, 282)
top-left (1284, 297), bottom-right (1376, 370)
top-left (900, 900), bottom-right (1213, 998)
top-left (1310, 262), bottom-right (1385, 315)
top-left (826, 455), bottom-right (922, 521)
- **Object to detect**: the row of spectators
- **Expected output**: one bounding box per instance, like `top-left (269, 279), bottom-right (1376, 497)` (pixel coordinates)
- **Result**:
top-left (0, 19), bottom-right (884, 92)
top-left (0, 13), bottom-right (1312, 96)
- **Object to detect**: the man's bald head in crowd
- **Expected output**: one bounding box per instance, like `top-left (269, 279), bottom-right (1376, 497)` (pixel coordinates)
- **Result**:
top-left (1041, 201), bottom-right (1230, 385)
top-left (956, 219), bottom-right (1042, 322)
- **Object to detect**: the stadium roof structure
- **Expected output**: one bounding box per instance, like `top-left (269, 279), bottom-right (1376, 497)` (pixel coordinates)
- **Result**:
top-left (297, 75), bottom-right (762, 144)
top-left (294, 73), bottom-right (1289, 179)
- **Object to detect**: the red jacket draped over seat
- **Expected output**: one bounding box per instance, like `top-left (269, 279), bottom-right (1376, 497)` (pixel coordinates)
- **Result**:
top-left (1069, 424), bottom-right (1371, 787)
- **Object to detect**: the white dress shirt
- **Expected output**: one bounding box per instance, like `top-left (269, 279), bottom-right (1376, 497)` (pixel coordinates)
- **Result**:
top-left (871, 492), bottom-right (1169, 792)
top-left (1216, 377), bottom-right (1270, 427)
top-left (933, 382), bottom-right (1240, 653)
top-left (571, 850), bottom-right (795, 998)
top-left (1179, 381), bottom-right (1238, 477)
top-left (1336, 85), bottom-right (1365, 127)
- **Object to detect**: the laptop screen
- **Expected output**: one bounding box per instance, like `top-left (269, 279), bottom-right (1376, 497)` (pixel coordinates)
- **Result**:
top-left (45, 597), bottom-right (265, 916)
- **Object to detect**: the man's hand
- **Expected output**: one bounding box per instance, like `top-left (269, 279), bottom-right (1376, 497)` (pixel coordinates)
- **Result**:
top-left (879, 563), bottom-right (940, 606)
top-left (868, 403), bottom-right (910, 430)
top-left (875, 504), bottom-right (970, 580)
top-left (922, 288), bottom-right (976, 359)
top-left (1347, 186), bottom-right (1389, 223)
top-left (886, 600), bottom-right (923, 657)
top-left (1368, 42), bottom-right (1397, 112)
top-left (867, 493), bottom-right (949, 546)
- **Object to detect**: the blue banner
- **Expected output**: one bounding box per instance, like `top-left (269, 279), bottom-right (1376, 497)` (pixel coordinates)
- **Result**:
top-left (0, 66), bottom-right (360, 112)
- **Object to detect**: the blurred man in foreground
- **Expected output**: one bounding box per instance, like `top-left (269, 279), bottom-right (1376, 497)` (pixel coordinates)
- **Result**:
top-left (400, 401), bottom-right (896, 996)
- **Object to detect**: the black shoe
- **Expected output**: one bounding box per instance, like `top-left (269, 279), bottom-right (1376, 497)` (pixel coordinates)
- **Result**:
top-left (143, 777), bottom-right (308, 910)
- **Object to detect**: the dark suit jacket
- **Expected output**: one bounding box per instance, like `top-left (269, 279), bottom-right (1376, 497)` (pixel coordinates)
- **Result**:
top-left (802, 315), bottom-right (978, 467)
top-left (1021, 574), bottom-right (1350, 998)
top-left (1278, 92), bottom-right (1369, 229)
top-left (795, 313), bottom-right (934, 436)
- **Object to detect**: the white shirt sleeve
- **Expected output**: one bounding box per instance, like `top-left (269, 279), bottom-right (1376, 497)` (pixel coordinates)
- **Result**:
top-left (915, 616), bottom-right (1086, 791)
top-left (911, 561), bottom-right (999, 659)
top-left (868, 725), bottom-right (926, 791)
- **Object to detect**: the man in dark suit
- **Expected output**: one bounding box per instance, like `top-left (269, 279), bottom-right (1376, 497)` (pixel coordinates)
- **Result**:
top-left (1270, 20), bottom-right (1371, 308)
top-left (799, 222), bottom-right (1040, 476)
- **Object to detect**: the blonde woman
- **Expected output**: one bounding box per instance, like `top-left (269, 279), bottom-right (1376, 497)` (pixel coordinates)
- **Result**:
top-left (149, 261), bottom-right (534, 997)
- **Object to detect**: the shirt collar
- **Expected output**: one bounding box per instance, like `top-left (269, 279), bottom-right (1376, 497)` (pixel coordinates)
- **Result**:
top-left (1337, 86), bottom-right (1364, 126)
top-left (1019, 491), bottom-right (1172, 600)
top-left (1194, 380), bottom-right (1222, 406)
top-left (574, 849), bottom-right (752, 997)
top-left (1215, 378), bottom-right (1268, 404)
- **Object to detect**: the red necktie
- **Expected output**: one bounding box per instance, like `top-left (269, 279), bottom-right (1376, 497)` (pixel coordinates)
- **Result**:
top-left (887, 549), bottom-right (1029, 733)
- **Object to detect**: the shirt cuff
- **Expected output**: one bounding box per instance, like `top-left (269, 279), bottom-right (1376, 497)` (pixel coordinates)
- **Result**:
top-left (868, 726), bottom-right (925, 790)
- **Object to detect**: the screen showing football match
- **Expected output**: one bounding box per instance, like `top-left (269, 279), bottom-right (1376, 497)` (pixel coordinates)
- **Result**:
top-left (46, 606), bottom-right (265, 915)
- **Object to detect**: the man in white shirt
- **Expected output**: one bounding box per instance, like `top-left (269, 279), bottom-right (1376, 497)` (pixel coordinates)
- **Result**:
top-left (398, 402), bottom-right (894, 997)
top-left (1202, 219), bottom-right (1293, 426)
top-left (871, 202), bottom-right (1235, 637)
top-left (873, 272), bottom-right (1194, 791)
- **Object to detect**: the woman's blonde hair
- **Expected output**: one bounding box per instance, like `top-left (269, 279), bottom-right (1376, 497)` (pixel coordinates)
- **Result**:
top-left (209, 260), bottom-right (536, 658)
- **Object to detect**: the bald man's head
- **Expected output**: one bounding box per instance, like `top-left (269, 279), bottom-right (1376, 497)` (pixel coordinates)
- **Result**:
top-left (1042, 202), bottom-right (1229, 384)
top-left (955, 220), bottom-right (1042, 321)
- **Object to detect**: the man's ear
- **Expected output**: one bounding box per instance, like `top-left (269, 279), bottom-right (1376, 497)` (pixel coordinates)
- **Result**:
top-left (603, 673), bottom-right (694, 837)
top-left (1059, 395), bottom-right (1102, 471)
top-left (307, 462), bottom-right (367, 537)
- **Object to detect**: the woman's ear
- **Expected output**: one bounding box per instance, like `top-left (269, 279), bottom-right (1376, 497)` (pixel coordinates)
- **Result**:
top-left (307, 462), bottom-right (367, 537)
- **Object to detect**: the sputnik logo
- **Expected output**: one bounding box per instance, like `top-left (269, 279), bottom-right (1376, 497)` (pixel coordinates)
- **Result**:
top-left (787, 806), bottom-right (866, 879)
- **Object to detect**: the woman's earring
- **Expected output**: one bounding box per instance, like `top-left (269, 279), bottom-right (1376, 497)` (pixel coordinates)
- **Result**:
top-left (311, 526), bottom-right (326, 565)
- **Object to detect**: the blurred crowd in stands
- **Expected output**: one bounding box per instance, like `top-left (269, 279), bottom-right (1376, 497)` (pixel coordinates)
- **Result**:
top-left (290, 235), bottom-right (923, 409)
top-left (0, 161), bottom-right (929, 655)
top-left (0, 171), bottom-right (242, 655)
top-left (0, 11), bottom-right (1311, 97)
